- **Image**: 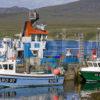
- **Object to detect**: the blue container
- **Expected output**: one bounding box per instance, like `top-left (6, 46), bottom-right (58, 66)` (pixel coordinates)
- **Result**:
top-left (63, 56), bottom-right (79, 63)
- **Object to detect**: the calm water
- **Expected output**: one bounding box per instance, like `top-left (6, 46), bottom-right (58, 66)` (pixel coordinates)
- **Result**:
top-left (0, 81), bottom-right (79, 100)
top-left (0, 81), bottom-right (100, 100)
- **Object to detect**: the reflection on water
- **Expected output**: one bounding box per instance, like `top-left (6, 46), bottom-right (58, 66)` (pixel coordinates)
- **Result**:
top-left (2, 81), bottom-right (100, 100)
top-left (80, 82), bottom-right (100, 100)
top-left (0, 81), bottom-right (81, 100)
top-left (0, 86), bottom-right (64, 100)
top-left (81, 82), bottom-right (100, 91)
top-left (64, 81), bottom-right (80, 100)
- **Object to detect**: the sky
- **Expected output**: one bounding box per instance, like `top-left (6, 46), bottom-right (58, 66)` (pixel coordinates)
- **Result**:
top-left (0, 0), bottom-right (79, 9)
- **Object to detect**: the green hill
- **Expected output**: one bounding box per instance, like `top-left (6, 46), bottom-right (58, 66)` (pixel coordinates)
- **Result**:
top-left (38, 0), bottom-right (100, 40)
top-left (0, 0), bottom-right (100, 40)
top-left (0, 7), bottom-right (29, 37)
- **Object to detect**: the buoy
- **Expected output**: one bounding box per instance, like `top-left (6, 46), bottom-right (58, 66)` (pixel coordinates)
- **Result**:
top-left (53, 69), bottom-right (60, 75)
top-left (53, 95), bottom-right (59, 100)
top-left (92, 55), bottom-right (97, 60)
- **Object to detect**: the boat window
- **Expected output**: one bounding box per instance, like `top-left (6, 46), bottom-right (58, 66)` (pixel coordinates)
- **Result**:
top-left (93, 63), bottom-right (98, 67)
top-left (37, 35), bottom-right (41, 41)
top-left (0, 65), bottom-right (2, 69)
top-left (98, 63), bottom-right (100, 67)
top-left (32, 50), bottom-right (38, 56)
top-left (31, 34), bottom-right (35, 41)
top-left (3, 64), bottom-right (8, 70)
top-left (34, 43), bottom-right (40, 48)
top-left (43, 35), bottom-right (46, 41)
top-left (87, 63), bottom-right (93, 67)
top-left (9, 64), bottom-right (13, 70)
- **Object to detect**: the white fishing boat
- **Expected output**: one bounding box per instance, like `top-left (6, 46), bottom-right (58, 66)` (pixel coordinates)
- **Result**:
top-left (0, 59), bottom-right (64, 87)
top-left (0, 11), bottom-right (65, 87)
top-left (0, 39), bottom-right (64, 87)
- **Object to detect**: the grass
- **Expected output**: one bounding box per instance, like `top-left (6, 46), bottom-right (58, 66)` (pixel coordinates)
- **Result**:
top-left (0, 12), bottom-right (99, 40)
top-left (47, 24), bottom-right (98, 40)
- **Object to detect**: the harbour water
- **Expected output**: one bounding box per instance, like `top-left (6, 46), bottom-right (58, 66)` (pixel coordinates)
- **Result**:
top-left (0, 81), bottom-right (79, 100)
top-left (0, 81), bottom-right (100, 100)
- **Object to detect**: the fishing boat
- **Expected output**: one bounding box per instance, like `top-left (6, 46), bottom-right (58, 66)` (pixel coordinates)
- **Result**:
top-left (0, 38), bottom-right (64, 87)
top-left (0, 59), bottom-right (64, 87)
top-left (80, 58), bottom-right (100, 82)
top-left (0, 11), bottom-right (65, 87)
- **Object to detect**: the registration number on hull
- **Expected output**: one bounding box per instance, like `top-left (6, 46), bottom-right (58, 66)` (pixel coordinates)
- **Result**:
top-left (95, 73), bottom-right (100, 77)
top-left (48, 79), bottom-right (58, 83)
top-left (0, 78), bottom-right (16, 83)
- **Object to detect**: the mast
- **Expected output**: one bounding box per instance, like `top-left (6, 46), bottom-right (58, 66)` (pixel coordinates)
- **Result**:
top-left (78, 33), bottom-right (84, 63)
top-left (96, 30), bottom-right (100, 58)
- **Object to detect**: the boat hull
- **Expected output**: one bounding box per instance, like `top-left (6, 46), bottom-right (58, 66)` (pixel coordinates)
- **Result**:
top-left (0, 75), bottom-right (64, 87)
top-left (80, 71), bottom-right (100, 81)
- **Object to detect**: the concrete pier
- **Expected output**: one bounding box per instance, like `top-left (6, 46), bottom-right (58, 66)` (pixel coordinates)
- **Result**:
top-left (64, 64), bottom-right (81, 82)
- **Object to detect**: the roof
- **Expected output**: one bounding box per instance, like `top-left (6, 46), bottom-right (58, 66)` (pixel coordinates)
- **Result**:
top-left (24, 21), bottom-right (48, 36)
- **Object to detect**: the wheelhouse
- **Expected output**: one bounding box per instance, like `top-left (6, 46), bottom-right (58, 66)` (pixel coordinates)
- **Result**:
top-left (0, 60), bottom-right (16, 73)
top-left (87, 60), bottom-right (100, 67)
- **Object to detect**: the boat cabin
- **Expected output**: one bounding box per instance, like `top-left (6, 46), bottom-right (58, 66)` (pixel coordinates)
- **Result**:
top-left (0, 60), bottom-right (16, 74)
top-left (87, 60), bottom-right (100, 67)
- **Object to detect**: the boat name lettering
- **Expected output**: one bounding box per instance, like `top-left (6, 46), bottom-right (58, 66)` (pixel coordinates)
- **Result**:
top-left (48, 79), bottom-right (58, 83)
top-left (0, 78), bottom-right (16, 83)
top-left (95, 74), bottom-right (100, 77)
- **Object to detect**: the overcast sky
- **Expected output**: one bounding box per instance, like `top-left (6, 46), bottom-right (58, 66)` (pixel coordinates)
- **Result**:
top-left (0, 0), bottom-right (79, 9)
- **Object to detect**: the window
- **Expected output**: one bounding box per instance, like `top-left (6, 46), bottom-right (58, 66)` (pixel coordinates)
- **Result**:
top-left (37, 35), bottom-right (41, 41)
top-left (9, 64), bottom-right (13, 70)
top-left (32, 50), bottom-right (38, 57)
top-left (93, 63), bottom-right (98, 67)
top-left (34, 43), bottom-right (40, 48)
top-left (3, 64), bottom-right (8, 70)
top-left (98, 63), bottom-right (100, 67)
top-left (43, 35), bottom-right (46, 41)
top-left (31, 34), bottom-right (35, 41)
top-left (0, 65), bottom-right (2, 69)
top-left (87, 63), bottom-right (93, 67)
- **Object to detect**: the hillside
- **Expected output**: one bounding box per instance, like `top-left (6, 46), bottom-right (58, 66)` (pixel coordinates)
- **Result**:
top-left (0, 0), bottom-right (100, 39)
top-left (0, 6), bottom-right (29, 37)
top-left (39, 0), bottom-right (100, 24)
top-left (38, 0), bottom-right (100, 39)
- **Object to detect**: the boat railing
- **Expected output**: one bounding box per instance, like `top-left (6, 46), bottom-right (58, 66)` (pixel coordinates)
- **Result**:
top-left (96, 58), bottom-right (100, 61)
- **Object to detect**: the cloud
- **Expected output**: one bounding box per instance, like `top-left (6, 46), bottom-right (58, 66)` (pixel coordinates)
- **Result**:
top-left (0, 0), bottom-right (79, 9)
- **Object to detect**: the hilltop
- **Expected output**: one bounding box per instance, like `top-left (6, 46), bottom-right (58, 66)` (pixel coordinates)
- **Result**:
top-left (0, 6), bottom-right (29, 14)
